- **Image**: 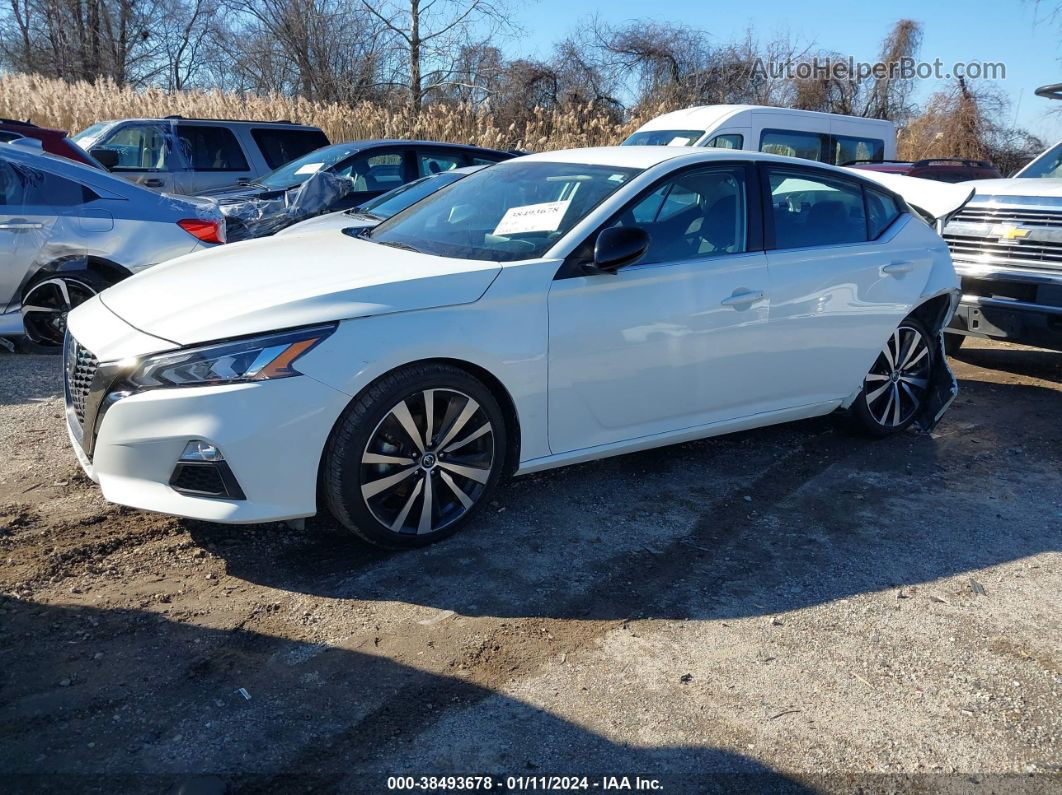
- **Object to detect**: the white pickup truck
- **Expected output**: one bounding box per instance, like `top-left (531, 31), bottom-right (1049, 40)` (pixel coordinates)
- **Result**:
top-left (940, 137), bottom-right (1062, 353)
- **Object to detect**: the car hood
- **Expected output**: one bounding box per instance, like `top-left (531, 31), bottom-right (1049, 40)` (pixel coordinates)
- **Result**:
top-left (842, 168), bottom-right (975, 222)
top-left (959, 178), bottom-right (1062, 199)
top-left (97, 232), bottom-right (502, 346)
top-left (275, 210), bottom-right (376, 236)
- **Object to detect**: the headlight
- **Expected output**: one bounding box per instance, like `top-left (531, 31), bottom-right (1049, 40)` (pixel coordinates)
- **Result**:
top-left (128, 324), bottom-right (335, 388)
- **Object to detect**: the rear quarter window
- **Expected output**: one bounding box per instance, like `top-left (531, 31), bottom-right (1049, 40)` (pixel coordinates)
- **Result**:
top-left (251, 128), bottom-right (330, 169)
top-left (176, 125), bottom-right (250, 171)
top-left (865, 187), bottom-right (902, 238)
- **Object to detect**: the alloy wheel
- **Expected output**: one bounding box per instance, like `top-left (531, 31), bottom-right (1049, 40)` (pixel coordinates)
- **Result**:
top-left (360, 388), bottom-right (495, 535)
top-left (21, 277), bottom-right (98, 347)
top-left (863, 325), bottom-right (931, 429)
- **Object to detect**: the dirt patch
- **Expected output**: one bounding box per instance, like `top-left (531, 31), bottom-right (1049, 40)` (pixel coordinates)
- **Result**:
top-left (0, 339), bottom-right (1059, 791)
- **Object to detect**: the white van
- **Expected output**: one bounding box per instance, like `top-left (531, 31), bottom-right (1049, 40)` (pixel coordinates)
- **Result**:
top-left (623, 105), bottom-right (897, 165)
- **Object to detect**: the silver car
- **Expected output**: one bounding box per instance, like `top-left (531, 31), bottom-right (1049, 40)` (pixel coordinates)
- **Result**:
top-left (0, 139), bottom-right (224, 351)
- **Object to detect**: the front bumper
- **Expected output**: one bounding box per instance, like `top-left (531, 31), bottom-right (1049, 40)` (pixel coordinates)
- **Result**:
top-left (947, 266), bottom-right (1062, 351)
top-left (67, 371), bottom-right (352, 524)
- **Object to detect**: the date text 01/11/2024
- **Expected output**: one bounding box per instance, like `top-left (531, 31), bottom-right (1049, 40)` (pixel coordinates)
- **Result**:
top-left (386, 775), bottom-right (664, 790)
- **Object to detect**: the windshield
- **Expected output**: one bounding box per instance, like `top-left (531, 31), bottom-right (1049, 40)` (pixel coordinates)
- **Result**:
top-left (1017, 141), bottom-right (1062, 178)
top-left (258, 144), bottom-right (359, 190)
top-left (356, 169), bottom-right (473, 219)
top-left (623, 130), bottom-right (704, 147)
top-left (367, 161), bottom-right (640, 262)
top-left (71, 122), bottom-right (110, 150)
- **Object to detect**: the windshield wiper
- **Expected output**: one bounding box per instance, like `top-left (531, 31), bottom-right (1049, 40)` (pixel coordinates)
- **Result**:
top-left (377, 240), bottom-right (422, 253)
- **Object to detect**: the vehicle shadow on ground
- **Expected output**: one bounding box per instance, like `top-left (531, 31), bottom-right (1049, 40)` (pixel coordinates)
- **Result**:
top-left (952, 345), bottom-right (1062, 383)
top-left (188, 376), bottom-right (1062, 623)
top-left (0, 599), bottom-right (815, 791)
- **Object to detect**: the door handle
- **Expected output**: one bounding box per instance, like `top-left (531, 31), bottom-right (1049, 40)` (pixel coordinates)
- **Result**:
top-left (720, 289), bottom-right (766, 308)
top-left (0, 220), bottom-right (42, 230)
top-left (882, 261), bottom-right (914, 275)
top-left (143, 178), bottom-right (164, 188)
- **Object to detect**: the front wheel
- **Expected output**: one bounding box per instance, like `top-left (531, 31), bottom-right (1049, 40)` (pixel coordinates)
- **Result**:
top-left (322, 364), bottom-right (507, 548)
top-left (20, 271), bottom-right (111, 352)
top-left (850, 318), bottom-right (935, 437)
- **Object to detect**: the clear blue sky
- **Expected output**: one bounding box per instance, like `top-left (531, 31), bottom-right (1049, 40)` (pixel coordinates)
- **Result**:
top-left (505, 0), bottom-right (1062, 143)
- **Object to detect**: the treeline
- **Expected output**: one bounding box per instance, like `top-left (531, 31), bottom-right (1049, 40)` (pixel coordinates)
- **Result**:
top-left (0, 2), bottom-right (1047, 169)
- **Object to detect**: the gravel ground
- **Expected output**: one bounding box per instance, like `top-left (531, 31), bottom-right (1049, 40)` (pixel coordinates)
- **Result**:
top-left (0, 337), bottom-right (1059, 793)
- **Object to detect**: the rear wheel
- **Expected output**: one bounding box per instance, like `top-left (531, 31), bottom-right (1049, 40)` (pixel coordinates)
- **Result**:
top-left (323, 364), bottom-right (507, 548)
top-left (20, 271), bottom-right (111, 353)
top-left (850, 318), bottom-right (934, 437)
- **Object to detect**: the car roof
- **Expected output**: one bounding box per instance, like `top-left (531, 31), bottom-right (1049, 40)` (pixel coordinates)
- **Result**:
top-left (93, 117), bottom-right (322, 130)
top-left (514, 145), bottom-right (875, 174)
top-left (634, 104), bottom-right (897, 133)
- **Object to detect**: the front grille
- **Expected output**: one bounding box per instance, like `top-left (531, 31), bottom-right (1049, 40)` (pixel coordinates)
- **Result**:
top-left (953, 206), bottom-right (1062, 227)
top-left (944, 233), bottom-right (1062, 269)
top-left (66, 337), bottom-right (98, 425)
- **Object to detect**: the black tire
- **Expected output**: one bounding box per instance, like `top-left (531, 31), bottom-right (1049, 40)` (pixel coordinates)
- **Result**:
top-left (322, 363), bottom-right (507, 549)
top-left (850, 317), bottom-right (936, 438)
top-left (943, 332), bottom-right (965, 357)
top-left (19, 270), bottom-right (112, 353)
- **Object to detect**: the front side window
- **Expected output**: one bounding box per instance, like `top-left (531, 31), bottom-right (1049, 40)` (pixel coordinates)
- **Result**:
top-left (98, 123), bottom-right (173, 171)
top-left (1017, 141), bottom-right (1062, 178)
top-left (368, 161), bottom-right (639, 262)
top-left (608, 167), bottom-right (748, 264)
top-left (705, 133), bottom-right (744, 150)
top-left (834, 135), bottom-right (885, 165)
top-left (768, 169), bottom-right (867, 248)
top-left (251, 128), bottom-right (330, 169)
top-left (623, 130), bottom-right (704, 147)
top-left (176, 125), bottom-right (249, 171)
top-left (760, 129), bottom-right (828, 162)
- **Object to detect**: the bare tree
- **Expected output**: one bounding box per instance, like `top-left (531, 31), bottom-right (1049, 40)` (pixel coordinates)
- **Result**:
top-left (360, 0), bottom-right (514, 112)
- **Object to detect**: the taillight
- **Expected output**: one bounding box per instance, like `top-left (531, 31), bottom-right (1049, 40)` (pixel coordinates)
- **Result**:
top-left (178, 219), bottom-right (225, 244)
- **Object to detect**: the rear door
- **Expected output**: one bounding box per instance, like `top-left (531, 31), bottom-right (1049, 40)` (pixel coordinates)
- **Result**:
top-left (760, 164), bottom-right (933, 406)
top-left (173, 124), bottom-right (255, 194)
top-left (0, 155), bottom-right (40, 310)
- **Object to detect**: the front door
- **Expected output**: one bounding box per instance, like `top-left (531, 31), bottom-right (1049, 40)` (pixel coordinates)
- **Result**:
top-left (547, 164), bottom-right (774, 454)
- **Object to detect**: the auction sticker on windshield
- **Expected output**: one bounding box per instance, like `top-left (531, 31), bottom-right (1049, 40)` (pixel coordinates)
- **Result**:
top-left (295, 162), bottom-right (324, 175)
top-left (493, 200), bottom-right (572, 235)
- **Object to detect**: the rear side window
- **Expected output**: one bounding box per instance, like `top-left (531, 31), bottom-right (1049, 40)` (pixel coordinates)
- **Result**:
top-left (0, 158), bottom-right (25, 204)
top-left (705, 133), bottom-right (743, 150)
top-left (834, 135), bottom-right (885, 166)
top-left (176, 125), bottom-right (249, 171)
top-left (251, 128), bottom-right (329, 169)
top-left (418, 150), bottom-right (462, 176)
top-left (23, 168), bottom-right (94, 206)
top-left (768, 168), bottom-right (867, 248)
top-left (760, 129), bottom-right (828, 162)
top-left (470, 154), bottom-right (508, 166)
top-left (866, 188), bottom-right (902, 238)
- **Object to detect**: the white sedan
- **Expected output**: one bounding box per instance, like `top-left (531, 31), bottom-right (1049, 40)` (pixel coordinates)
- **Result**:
top-left (65, 147), bottom-right (966, 548)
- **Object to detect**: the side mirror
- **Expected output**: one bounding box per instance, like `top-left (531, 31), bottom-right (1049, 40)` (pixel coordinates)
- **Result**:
top-left (589, 226), bottom-right (650, 274)
top-left (90, 147), bottom-right (119, 170)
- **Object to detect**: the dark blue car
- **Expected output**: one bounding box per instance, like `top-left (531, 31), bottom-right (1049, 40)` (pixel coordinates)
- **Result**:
top-left (204, 139), bottom-right (517, 240)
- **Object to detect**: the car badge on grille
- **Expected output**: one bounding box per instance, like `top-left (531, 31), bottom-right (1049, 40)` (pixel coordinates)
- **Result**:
top-left (993, 224), bottom-right (1031, 242)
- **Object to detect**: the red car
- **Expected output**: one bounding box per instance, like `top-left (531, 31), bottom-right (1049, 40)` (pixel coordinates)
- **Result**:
top-left (0, 118), bottom-right (101, 167)
top-left (845, 158), bottom-right (1002, 183)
